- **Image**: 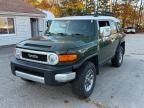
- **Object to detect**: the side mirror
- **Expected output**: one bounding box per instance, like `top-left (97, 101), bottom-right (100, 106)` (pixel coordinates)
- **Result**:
top-left (47, 21), bottom-right (50, 27)
top-left (100, 26), bottom-right (112, 37)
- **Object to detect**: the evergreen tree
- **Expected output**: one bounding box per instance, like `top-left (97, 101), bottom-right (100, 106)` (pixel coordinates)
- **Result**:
top-left (85, 0), bottom-right (96, 14)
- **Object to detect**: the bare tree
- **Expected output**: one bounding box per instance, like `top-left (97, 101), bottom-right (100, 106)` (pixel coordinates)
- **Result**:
top-left (138, 0), bottom-right (144, 25)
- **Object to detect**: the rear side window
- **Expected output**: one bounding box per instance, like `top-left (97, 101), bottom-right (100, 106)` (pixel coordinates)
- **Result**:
top-left (110, 21), bottom-right (117, 34)
top-left (99, 21), bottom-right (110, 27)
top-left (127, 27), bottom-right (134, 29)
top-left (98, 21), bottom-right (111, 38)
top-left (117, 23), bottom-right (122, 32)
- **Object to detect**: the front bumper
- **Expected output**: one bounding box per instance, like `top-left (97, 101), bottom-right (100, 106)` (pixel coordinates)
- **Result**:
top-left (11, 58), bottom-right (76, 85)
top-left (127, 30), bottom-right (136, 33)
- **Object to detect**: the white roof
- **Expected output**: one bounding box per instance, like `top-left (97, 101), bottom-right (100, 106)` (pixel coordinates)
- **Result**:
top-left (42, 10), bottom-right (55, 20)
top-left (54, 16), bottom-right (120, 22)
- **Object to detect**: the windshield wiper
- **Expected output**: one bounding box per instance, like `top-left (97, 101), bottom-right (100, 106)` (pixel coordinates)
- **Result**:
top-left (45, 32), bottom-right (66, 36)
top-left (45, 32), bottom-right (54, 36)
top-left (47, 32), bottom-right (85, 37)
top-left (51, 33), bottom-right (72, 37)
top-left (71, 33), bottom-right (85, 36)
top-left (56, 33), bottom-right (67, 36)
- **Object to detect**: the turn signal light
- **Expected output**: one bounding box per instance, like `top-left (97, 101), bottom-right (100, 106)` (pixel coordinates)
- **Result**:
top-left (59, 54), bottom-right (77, 62)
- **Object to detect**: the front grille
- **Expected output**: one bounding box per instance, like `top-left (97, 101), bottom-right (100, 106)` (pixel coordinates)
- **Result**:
top-left (22, 52), bottom-right (47, 62)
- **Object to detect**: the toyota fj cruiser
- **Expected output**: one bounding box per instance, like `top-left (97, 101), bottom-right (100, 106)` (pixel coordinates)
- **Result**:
top-left (11, 15), bottom-right (125, 98)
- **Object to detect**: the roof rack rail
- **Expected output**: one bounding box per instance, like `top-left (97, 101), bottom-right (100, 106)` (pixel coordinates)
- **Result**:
top-left (65, 11), bottom-right (113, 17)
top-left (78, 11), bottom-right (113, 17)
top-left (94, 11), bottom-right (113, 17)
top-left (83, 13), bottom-right (95, 16)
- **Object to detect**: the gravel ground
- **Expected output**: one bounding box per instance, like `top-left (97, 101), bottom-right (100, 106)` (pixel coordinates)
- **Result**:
top-left (0, 34), bottom-right (144, 108)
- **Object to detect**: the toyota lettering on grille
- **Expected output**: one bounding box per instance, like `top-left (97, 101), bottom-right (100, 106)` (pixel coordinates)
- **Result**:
top-left (28, 54), bottom-right (39, 59)
top-left (21, 51), bottom-right (48, 62)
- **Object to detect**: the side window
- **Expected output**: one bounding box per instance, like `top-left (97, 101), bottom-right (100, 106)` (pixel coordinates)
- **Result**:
top-left (99, 21), bottom-right (111, 38)
top-left (99, 21), bottom-right (110, 27)
top-left (110, 21), bottom-right (117, 34)
top-left (116, 23), bottom-right (122, 32)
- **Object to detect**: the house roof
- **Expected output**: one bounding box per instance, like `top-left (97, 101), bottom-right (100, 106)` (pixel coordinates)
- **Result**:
top-left (0, 0), bottom-right (44, 15)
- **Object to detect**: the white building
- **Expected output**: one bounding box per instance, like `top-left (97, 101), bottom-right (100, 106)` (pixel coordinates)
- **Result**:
top-left (0, 0), bottom-right (46, 46)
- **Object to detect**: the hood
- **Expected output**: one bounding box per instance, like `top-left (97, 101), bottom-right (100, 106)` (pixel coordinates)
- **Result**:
top-left (17, 35), bottom-right (92, 52)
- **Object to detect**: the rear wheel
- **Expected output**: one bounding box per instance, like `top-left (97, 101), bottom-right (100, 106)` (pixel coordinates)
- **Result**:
top-left (72, 62), bottom-right (96, 99)
top-left (111, 46), bottom-right (124, 67)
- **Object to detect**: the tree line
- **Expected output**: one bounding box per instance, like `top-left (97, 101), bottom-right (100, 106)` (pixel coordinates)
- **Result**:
top-left (25, 0), bottom-right (144, 30)
top-left (112, 0), bottom-right (144, 30)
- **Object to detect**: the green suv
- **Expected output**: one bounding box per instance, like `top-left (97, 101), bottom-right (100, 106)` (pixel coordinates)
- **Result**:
top-left (11, 15), bottom-right (125, 98)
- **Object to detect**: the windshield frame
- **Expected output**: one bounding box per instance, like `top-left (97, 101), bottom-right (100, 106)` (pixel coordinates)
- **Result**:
top-left (45, 19), bottom-right (97, 39)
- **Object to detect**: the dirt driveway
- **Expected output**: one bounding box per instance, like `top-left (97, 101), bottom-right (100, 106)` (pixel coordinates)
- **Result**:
top-left (0, 34), bottom-right (144, 108)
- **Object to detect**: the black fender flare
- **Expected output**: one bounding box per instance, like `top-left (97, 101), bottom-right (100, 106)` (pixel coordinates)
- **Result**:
top-left (115, 37), bottom-right (125, 54)
top-left (73, 53), bottom-right (99, 74)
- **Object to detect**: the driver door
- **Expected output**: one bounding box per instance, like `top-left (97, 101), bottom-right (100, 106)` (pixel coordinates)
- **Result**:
top-left (98, 20), bottom-right (114, 64)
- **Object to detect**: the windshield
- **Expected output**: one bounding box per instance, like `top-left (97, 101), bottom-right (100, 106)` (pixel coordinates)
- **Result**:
top-left (45, 20), bottom-right (95, 37)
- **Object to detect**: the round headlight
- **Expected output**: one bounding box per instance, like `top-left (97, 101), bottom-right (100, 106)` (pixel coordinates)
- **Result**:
top-left (15, 48), bottom-right (21, 59)
top-left (47, 53), bottom-right (59, 65)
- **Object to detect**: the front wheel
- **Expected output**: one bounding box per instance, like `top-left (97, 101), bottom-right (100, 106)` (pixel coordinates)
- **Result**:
top-left (72, 62), bottom-right (96, 99)
top-left (111, 46), bottom-right (124, 67)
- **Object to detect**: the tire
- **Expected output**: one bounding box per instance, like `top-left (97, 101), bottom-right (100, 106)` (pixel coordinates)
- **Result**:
top-left (111, 46), bottom-right (124, 67)
top-left (21, 78), bottom-right (34, 83)
top-left (133, 32), bottom-right (136, 34)
top-left (72, 62), bottom-right (96, 99)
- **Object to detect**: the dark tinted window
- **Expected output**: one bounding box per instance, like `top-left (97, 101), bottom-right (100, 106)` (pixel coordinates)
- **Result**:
top-left (127, 27), bottom-right (135, 29)
top-left (99, 21), bottom-right (110, 27)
